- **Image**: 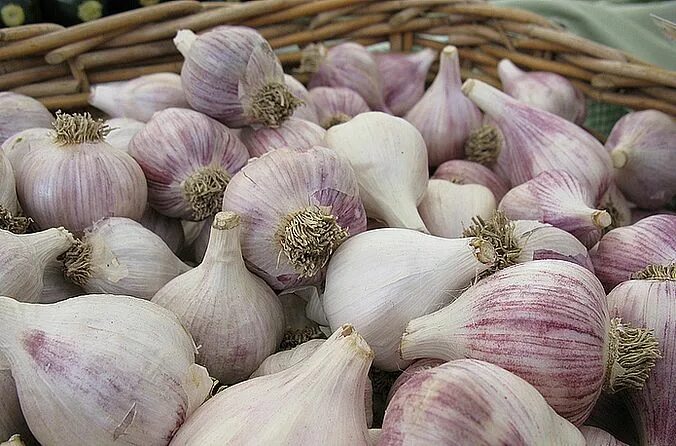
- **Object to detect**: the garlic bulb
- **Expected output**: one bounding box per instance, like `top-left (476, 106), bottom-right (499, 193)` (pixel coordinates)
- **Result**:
top-left (0, 92), bottom-right (53, 145)
top-left (39, 259), bottom-right (83, 304)
top-left (278, 290), bottom-right (324, 349)
top-left (580, 426), bottom-right (629, 446)
top-left (463, 79), bottom-right (612, 196)
top-left (379, 359), bottom-right (585, 445)
top-left (433, 159), bottom-right (510, 201)
top-left (591, 214), bottom-right (676, 291)
top-left (0, 295), bottom-right (211, 446)
top-left (401, 260), bottom-right (661, 425)
top-left (0, 151), bottom-right (27, 234)
top-left (386, 358), bottom-right (445, 403)
top-left (139, 205), bottom-right (185, 254)
top-left (309, 87), bottom-right (370, 129)
top-left (308, 42), bottom-right (389, 112)
top-left (323, 112), bottom-right (428, 232)
top-left (605, 110), bottom-right (676, 209)
top-left (222, 146), bottom-right (367, 290)
top-left (284, 74), bottom-right (320, 124)
top-left (499, 170), bottom-right (612, 248)
top-left (375, 48), bottom-right (436, 116)
top-left (405, 46), bottom-right (482, 167)
top-left (62, 217), bottom-right (190, 300)
top-left (169, 324), bottom-right (372, 445)
top-left (0, 227), bottom-right (74, 302)
top-left (152, 211), bottom-right (284, 384)
top-left (322, 228), bottom-right (497, 371)
top-left (89, 73), bottom-right (189, 122)
top-left (239, 117), bottom-right (326, 157)
top-left (104, 118), bottom-right (145, 153)
top-left (189, 215), bottom-right (212, 263)
top-left (129, 107), bottom-right (248, 221)
top-left (497, 59), bottom-right (587, 125)
top-left (15, 112), bottom-right (147, 234)
top-left (607, 269), bottom-right (675, 445)
top-left (1, 128), bottom-right (52, 175)
top-left (599, 181), bottom-right (632, 232)
top-left (176, 27), bottom-right (301, 128)
top-left (418, 179), bottom-right (497, 238)
top-left (0, 371), bottom-right (33, 446)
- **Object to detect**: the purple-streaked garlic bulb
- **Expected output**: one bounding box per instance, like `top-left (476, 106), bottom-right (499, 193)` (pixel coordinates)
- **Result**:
top-left (284, 74), bottom-right (319, 124)
top-left (15, 112), bottom-right (147, 234)
top-left (104, 117), bottom-right (144, 153)
top-left (599, 181), bottom-right (632, 232)
top-left (239, 117), bottom-right (325, 157)
top-left (580, 426), bottom-right (630, 446)
top-left (386, 358), bottom-right (445, 403)
top-left (1, 127), bottom-right (52, 176)
top-left (591, 214), bottom-right (676, 291)
top-left (0, 92), bottom-right (53, 144)
top-left (308, 42), bottom-right (390, 112)
top-left (499, 170), bottom-right (612, 248)
top-left (401, 260), bottom-right (661, 425)
top-left (379, 359), bottom-right (585, 445)
top-left (605, 110), bottom-right (676, 209)
top-left (129, 107), bottom-right (248, 221)
top-left (497, 59), bottom-right (587, 125)
top-left (61, 217), bottom-right (190, 300)
top-left (169, 325), bottom-right (373, 445)
top-left (375, 48), bottom-right (436, 116)
top-left (152, 212), bottom-right (284, 384)
top-left (418, 179), bottom-right (496, 238)
top-left (433, 159), bottom-right (510, 201)
top-left (309, 87), bottom-right (370, 129)
top-left (405, 46), bottom-right (482, 167)
top-left (1, 371), bottom-right (34, 445)
top-left (175, 27), bottom-right (302, 128)
top-left (323, 112), bottom-right (429, 232)
top-left (0, 295), bottom-right (211, 446)
top-left (222, 146), bottom-right (367, 290)
top-left (631, 209), bottom-right (675, 225)
top-left (462, 79), bottom-right (612, 196)
top-left (607, 270), bottom-right (675, 446)
top-left (139, 205), bottom-right (185, 254)
top-left (88, 73), bottom-right (189, 122)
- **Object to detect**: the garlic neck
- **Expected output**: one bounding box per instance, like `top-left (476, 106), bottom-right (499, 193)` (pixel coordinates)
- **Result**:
top-left (462, 211), bottom-right (521, 274)
top-left (202, 211), bottom-right (246, 266)
top-left (603, 317), bottom-right (661, 393)
top-left (276, 206), bottom-right (348, 278)
top-left (62, 238), bottom-right (93, 287)
top-left (183, 166), bottom-right (231, 221)
top-left (464, 124), bottom-right (502, 165)
top-left (438, 46), bottom-right (462, 87)
top-left (250, 82), bottom-right (304, 128)
top-left (0, 296), bottom-right (21, 351)
top-left (174, 29), bottom-right (197, 58)
top-left (0, 204), bottom-right (31, 234)
top-left (497, 59), bottom-right (525, 85)
top-left (88, 84), bottom-right (123, 119)
top-left (631, 264), bottom-right (676, 280)
top-left (610, 148), bottom-right (629, 169)
top-left (21, 227), bottom-right (75, 268)
top-left (52, 111), bottom-right (110, 145)
top-left (400, 310), bottom-right (463, 362)
top-left (378, 201), bottom-right (429, 233)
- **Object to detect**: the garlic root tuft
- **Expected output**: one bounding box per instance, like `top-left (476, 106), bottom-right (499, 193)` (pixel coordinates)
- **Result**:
top-left (280, 327), bottom-right (327, 351)
top-left (464, 125), bottom-right (501, 165)
top-left (250, 82), bottom-right (304, 128)
top-left (52, 111), bottom-right (111, 145)
top-left (322, 112), bottom-right (351, 129)
top-left (183, 167), bottom-right (231, 221)
top-left (296, 43), bottom-right (327, 74)
top-left (0, 205), bottom-right (31, 234)
top-left (60, 238), bottom-right (93, 287)
top-left (631, 264), bottom-right (676, 280)
top-left (463, 211), bottom-right (522, 274)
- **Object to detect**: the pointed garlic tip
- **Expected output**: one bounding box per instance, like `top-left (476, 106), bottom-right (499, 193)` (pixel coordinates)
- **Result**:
top-left (174, 29), bottom-right (197, 58)
top-left (464, 125), bottom-right (501, 165)
top-left (592, 210), bottom-right (612, 229)
top-left (604, 317), bottom-right (661, 393)
top-left (52, 111), bottom-right (110, 145)
top-left (338, 323), bottom-right (375, 358)
top-left (497, 58), bottom-right (524, 81)
top-left (631, 263), bottom-right (676, 280)
top-left (213, 211), bottom-right (240, 230)
top-left (183, 167), bottom-right (231, 221)
top-left (461, 78), bottom-right (476, 97)
top-left (88, 84), bottom-right (119, 117)
top-left (441, 45), bottom-right (458, 57)
top-left (611, 149), bottom-right (628, 169)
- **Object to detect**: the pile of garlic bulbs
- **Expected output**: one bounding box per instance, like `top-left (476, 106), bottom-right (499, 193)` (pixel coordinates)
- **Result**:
top-left (1, 24), bottom-right (674, 446)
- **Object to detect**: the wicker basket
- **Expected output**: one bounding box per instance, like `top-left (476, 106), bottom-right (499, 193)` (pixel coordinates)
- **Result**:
top-left (1, 0), bottom-right (674, 117)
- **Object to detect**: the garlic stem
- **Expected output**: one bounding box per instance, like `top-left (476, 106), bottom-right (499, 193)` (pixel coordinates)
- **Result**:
top-left (22, 227), bottom-right (75, 267)
top-left (610, 148), bottom-right (629, 169)
top-left (52, 111), bottom-right (110, 145)
top-left (400, 309), bottom-right (463, 361)
top-left (592, 210), bottom-right (613, 229)
top-left (496, 58), bottom-right (525, 82)
top-left (203, 211), bottom-right (244, 263)
top-left (249, 82), bottom-right (304, 128)
top-left (174, 29), bottom-right (197, 58)
top-left (88, 84), bottom-right (123, 119)
top-left (439, 46), bottom-right (462, 87)
top-left (183, 166), bottom-right (231, 221)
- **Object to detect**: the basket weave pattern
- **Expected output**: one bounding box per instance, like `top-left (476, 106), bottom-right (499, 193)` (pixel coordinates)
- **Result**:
top-left (0, 0), bottom-right (674, 115)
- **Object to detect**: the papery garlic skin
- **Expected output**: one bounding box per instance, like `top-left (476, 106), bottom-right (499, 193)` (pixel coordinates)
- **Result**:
top-left (375, 49), bottom-right (436, 117)
top-left (152, 212), bottom-right (284, 384)
top-left (129, 107), bottom-right (248, 221)
top-left (309, 87), bottom-right (370, 129)
top-left (322, 228), bottom-right (495, 371)
top-left (285, 74), bottom-right (320, 124)
top-left (0, 434), bottom-right (26, 446)
top-left (418, 180), bottom-right (496, 238)
top-left (379, 359), bottom-right (584, 446)
top-left (104, 118), bottom-right (145, 153)
top-left (0, 371), bottom-right (33, 446)
top-left (170, 325), bottom-right (373, 446)
top-left (605, 110), bottom-right (676, 209)
top-left (39, 259), bottom-right (83, 304)
top-left (62, 217), bottom-right (190, 300)
top-left (324, 112), bottom-right (429, 232)
top-left (462, 79), bottom-right (612, 196)
top-left (599, 182), bottom-right (632, 232)
top-left (0, 227), bottom-right (74, 303)
top-left (386, 358), bottom-right (445, 404)
top-left (0, 295), bottom-right (211, 446)
top-left (89, 73), bottom-right (189, 122)
top-left (0, 150), bottom-right (20, 230)
top-left (591, 215), bottom-right (676, 291)
top-left (607, 276), bottom-right (675, 446)
top-left (222, 146), bottom-right (367, 290)
top-left (239, 117), bottom-right (326, 157)
top-left (308, 42), bottom-right (390, 113)
top-left (0, 92), bottom-right (53, 144)
top-left (139, 205), bottom-right (185, 254)
top-left (433, 159), bottom-right (510, 201)
top-left (497, 59), bottom-right (587, 125)
top-left (405, 46), bottom-right (482, 167)
top-left (1, 128), bottom-right (52, 175)
top-left (278, 290), bottom-right (324, 350)
top-left (499, 170), bottom-right (612, 248)
top-left (580, 426), bottom-right (629, 446)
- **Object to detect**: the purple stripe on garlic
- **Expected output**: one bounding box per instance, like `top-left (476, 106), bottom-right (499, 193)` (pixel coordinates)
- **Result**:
top-left (239, 117), bottom-right (326, 158)
top-left (432, 158), bottom-right (510, 201)
top-left (309, 86), bottom-right (370, 129)
top-left (375, 48), bottom-right (436, 117)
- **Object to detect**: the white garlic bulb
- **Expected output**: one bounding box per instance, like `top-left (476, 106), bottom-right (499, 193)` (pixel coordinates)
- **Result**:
top-left (104, 118), bottom-right (145, 153)
top-left (0, 92), bottom-right (53, 145)
top-left (0, 127), bottom-right (52, 175)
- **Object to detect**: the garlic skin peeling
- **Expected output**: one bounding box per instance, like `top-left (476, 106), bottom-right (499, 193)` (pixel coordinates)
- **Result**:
top-left (0, 295), bottom-right (211, 446)
top-left (580, 426), bottom-right (629, 446)
top-left (169, 324), bottom-right (373, 446)
top-left (222, 146), bottom-right (367, 290)
top-left (375, 48), bottom-right (436, 117)
top-left (0, 92), bottom-right (53, 145)
top-left (323, 112), bottom-right (429, 232)
top-left (401, 260), bottom-right (661, 425)
top-left (309, 86), bottom-right (370, 129)
top-left (0, 370), bottom-right (33, 446)
top-left (433, 159), bottom-right (510, 201)
top-left (152, 211), bottom-right (284, 384)
top-left (379, 359), bottom-right (584, 446)
top-left (0, 227), bottom-right (74, 303)
top-left (239, 117), bottom-right (326, 157)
